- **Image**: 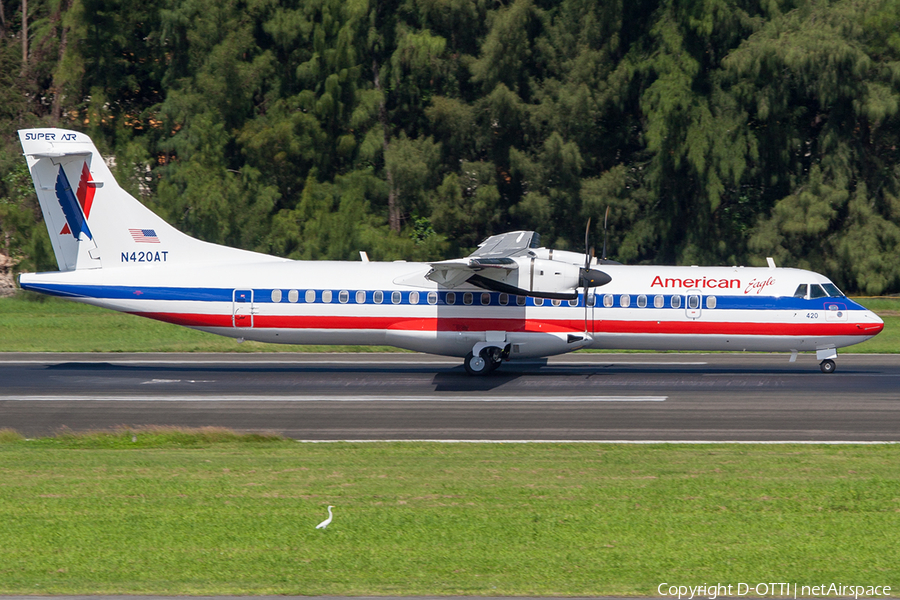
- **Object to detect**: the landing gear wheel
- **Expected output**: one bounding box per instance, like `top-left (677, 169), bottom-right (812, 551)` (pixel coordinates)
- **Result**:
top-left (820, 359), bottom-right (836, 374)
top-left (464, 351), bottom-right (490, 376)
top-left (464, 350), bottom-right (501, 376)
top-left (484, 347), bottom-right (503, 373)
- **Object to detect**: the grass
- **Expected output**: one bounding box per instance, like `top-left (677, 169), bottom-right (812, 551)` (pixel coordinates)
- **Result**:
top-left (0, 430), bottom-right (898, 595)
top-left (1, 292), bottom-right (898, 353)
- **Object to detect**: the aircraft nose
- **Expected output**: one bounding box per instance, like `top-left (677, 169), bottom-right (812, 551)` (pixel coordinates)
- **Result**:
top-left (861, 310), bottom-right (884, 335)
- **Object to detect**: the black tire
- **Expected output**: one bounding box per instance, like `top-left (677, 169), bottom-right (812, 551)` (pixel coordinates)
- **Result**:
top-left (485, 347), bottom-right (503, 373)
top-left (464, 351), bottom-right (491, 376)
top-left (820, 359), bottom-right (836, 374)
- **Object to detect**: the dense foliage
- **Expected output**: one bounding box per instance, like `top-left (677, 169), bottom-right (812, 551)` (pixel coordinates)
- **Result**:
top-left (1, 0), bottom-right (899, 293)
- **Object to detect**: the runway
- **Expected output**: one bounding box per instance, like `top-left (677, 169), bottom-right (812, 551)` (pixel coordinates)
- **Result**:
top-left (2, 352), bottom-right (899, 441)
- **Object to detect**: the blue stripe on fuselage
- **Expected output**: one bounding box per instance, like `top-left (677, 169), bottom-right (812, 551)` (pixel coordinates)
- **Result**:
top-left (18, 280), bottom-right (870, 312)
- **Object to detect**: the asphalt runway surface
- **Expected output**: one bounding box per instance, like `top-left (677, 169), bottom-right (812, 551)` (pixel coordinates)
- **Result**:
top-left (1, 352), bottom-right (899, 441)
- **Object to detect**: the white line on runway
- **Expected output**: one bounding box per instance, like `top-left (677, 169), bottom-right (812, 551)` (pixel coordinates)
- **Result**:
top-left (700, 372), bottom-right (900, 377)
top-left (0, 395), bottom-right (667, 402)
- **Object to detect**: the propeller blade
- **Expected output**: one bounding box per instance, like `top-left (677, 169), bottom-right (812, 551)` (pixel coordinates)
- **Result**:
top-left (583, 217), bottom-right (592, 271)
top-left (601, 206), bottom-right (609, 261)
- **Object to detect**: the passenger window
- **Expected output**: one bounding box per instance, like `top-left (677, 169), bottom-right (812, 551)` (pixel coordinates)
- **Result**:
top-left (688, 295), bottom-right (700, 310)
top-left (706, 295), bottom-right (716, 309)
top-left (654, 295), bottom-right (664, 308)
top-left (551, 299), bottom-right (561, 307)
top-left (427, 291), bottom-right (437, 305)
top-left (271, 290), bottom-right (283, 303)
top-left (410, 291), bottom-right (419, 305)
top-left (671, 295), bottom-right (682, 309)
top-left (322, 290), bottom-right (333, 303)
top-left (291, 289), bottom-right (302, 303)
top-left (499, 293), bottom-right (509, 306)
top-left (637, 294), bottom-right (647, 308)
top-left (534, 298), bottom-right (544, 306)
top-left (517, 295), bottom-right (526, 306)
top-left (356, 290), bottom-right (366, 303)
top-left (809, 284), bottom-right (827, 299)
top-left (620, 295), bottom-right (630, 308)
top-left (374, 290), bottom-right (384, 304)
top-left (392, 291), bottom-right (402, 304)
top-left (339, 290), bottom-right (349, 303)
top-left (446, 292), bottom-right (456, 305)
top-left (793, 284), bottom-right (808, 298)
top-left (481, 293), bottom-right (491, 305)
top-left (304, 289), bottom-right (315, 303)
top-left (586, 292), bottom-right (595, 307)
top-left (463, 292), bottom-right (473, 305)
top-left (603, 294), bottom-right (614, 308)
top-left (568, 298), bottom-right (579, 307)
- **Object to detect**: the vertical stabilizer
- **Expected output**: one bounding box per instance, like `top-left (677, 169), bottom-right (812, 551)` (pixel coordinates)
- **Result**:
top-left (19, 128), bottom-right (278, 272)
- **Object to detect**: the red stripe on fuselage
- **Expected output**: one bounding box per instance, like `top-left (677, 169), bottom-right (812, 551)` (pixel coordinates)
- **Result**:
top-left (132, 312), bottom-right (883, 337)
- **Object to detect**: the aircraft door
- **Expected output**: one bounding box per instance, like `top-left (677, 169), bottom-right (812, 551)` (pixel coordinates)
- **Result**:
top-left (232, 289), bottom-right (254, 328)
top-left (585, 289), bottom-right (596, 334)
top-left (685, 290), bottom-right (702, 320)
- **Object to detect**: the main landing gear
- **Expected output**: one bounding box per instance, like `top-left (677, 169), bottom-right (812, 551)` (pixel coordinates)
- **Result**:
top-left (819, 359), bottom-right (836, 374)
top-left (464, 347), bottom-right (505, 376)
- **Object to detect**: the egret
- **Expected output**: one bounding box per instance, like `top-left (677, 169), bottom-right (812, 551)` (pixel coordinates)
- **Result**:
top-left (315, 505), bottom-right (334, 529)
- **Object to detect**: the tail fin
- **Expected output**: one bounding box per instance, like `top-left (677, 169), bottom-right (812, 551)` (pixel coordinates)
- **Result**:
top-left (18, 128), bottom-right (274, 271)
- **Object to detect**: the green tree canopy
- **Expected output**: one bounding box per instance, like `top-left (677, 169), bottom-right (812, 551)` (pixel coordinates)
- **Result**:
top-left (1, 0), bottom-right (899, 293)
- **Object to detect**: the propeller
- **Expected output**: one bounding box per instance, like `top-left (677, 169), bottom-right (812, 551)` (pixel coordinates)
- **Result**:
top-left (579, 217), bottom-right (611, 288)
top-left (601, 206), bottom-right (609, 261)
top-left (583, 217), bottom-right (591, 271)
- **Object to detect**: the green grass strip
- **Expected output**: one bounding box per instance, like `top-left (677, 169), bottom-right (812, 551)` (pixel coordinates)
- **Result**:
top-left (1, 292), bottom-right (898, 353)
top-left (0, 430), bottom-right (898, 595)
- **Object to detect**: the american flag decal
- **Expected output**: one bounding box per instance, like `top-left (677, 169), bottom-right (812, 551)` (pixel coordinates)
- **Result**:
top-left (129, 228), bottom-right (160, 243)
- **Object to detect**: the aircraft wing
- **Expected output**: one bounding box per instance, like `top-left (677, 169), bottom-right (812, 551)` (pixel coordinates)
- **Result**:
top-left (425, 231), bottom-right (537, 288)
top-left (470, 230), bottom-right (540, 258)
top-left (426, 257), bottom-right (518, 287)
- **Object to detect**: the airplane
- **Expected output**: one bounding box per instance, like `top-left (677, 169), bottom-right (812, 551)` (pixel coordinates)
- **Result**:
top-left (16, 128), bottom-right (884, 375)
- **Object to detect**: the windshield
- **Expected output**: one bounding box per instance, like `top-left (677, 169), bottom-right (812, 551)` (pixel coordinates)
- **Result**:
top-left (822, 283), bottom-right (844, 297)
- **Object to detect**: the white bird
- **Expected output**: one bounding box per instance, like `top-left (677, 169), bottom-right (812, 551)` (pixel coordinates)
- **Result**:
top-left (315, 505), bottom-right (334, 529)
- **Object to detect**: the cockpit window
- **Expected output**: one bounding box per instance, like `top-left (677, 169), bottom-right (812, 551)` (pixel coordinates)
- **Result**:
top-left (822, 283), bottom-right (844, 297)
top-left (793, 284), bottom-right (808, 298)
top-left (809, 284), bottom-right (828, 299)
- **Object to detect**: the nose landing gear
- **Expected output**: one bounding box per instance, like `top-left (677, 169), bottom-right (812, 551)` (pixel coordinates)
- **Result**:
top-left (816, 348), bottom-right (838, 374)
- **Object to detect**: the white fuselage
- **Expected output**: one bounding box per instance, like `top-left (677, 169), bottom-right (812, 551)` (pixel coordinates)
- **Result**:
top-left (20, 259), bottom-right (884, 359)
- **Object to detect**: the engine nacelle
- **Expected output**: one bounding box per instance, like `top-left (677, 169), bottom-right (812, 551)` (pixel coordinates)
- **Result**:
top-left (528, 248), bottom-right (591, 267)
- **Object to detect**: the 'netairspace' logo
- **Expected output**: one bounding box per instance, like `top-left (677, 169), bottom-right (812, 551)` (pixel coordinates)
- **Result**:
top-left (657, 583), bottom-right (892, 599)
